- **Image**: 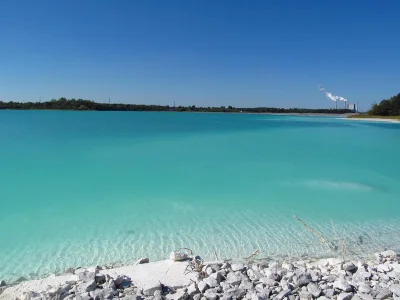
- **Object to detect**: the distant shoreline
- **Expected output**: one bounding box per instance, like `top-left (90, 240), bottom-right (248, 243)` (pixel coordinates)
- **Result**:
top-left (0, 108), bottom-right (355, 117)
top-left (0, 98), bottom-right (354, 115)
top-left (344, 117), bottom-right (400, 123)
top-left (346, 114), bottom-right (400, 123)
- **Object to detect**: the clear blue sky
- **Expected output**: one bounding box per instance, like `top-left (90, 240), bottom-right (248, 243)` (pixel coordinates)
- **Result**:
top-left (1, 0), bottom-right (399, 110)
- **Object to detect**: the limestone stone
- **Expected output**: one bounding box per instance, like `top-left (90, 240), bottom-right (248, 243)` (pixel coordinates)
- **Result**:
top-left (307, 282), bottom-right (321, 298)
top-left (333, 277), bottom-right (352, 292)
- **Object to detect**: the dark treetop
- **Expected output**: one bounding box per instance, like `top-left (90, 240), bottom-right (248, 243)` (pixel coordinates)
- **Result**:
top-left (368, 93), bottom-right (400, 116)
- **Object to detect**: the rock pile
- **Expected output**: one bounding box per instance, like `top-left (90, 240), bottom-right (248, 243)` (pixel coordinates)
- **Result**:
top-left (1, 250), bottom-right (400, 300)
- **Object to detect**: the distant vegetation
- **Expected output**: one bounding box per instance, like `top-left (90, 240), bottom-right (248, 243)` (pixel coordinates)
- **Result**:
top-left (368, 93), bottom-right (400, 116)
top-left (0, 97), bottom-right (353, 114)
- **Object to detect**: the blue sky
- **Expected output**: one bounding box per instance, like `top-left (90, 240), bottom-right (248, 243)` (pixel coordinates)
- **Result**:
top-left (0, 0), bottom-right (399, 110)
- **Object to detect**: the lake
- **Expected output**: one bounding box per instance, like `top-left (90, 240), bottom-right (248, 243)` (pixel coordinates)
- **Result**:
top-left (0, 111), bottom-right (399, 281)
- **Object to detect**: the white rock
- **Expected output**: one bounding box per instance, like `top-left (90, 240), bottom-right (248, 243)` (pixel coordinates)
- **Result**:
top-left (203, 276), bottom-right (218, 288)
top-left (282, 263), bottom-right (294, 271)
top-left (307, 282), bottom-right (321, 298)
top-left (231, 264), bottom-right (245, 272)
top-left (378, 264), bottom-right (393, 273)
top-left (327, 258), bottom-right (344, 266)
top-left (166, 289), bottom-right (187, 300)
top-left (378, 250), bottom-right (398, 259)
top-left (357, 293), bottom-right (373, 300)
top-left (299, 291), bottom-right (312, 300)
top-left (198, 280), bottom-right (209, 293)
top-left (239, 280), bottom-right (254, 290)
top-left (376, 288), bottom-right (392, 299)
top-left (390, 263), bottom-right (400, 273)
top-left (226, 272), bottom-right (241, 285)
top-left (390, 284), bottom-right (400, 297)
top-left (169, 251), bottom-right (188, 261)
top-left (358, 282), bottom-right (371, 294)
top-left (187, 283), bottom-right (198, 296)
top-left (204, 289), bottom-right (218, 300)
top-left (206, 267), bottom-right (214, 276)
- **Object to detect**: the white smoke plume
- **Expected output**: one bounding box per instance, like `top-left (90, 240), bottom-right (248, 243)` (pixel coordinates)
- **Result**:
top-left (319, 85), bottom-right (347, 102)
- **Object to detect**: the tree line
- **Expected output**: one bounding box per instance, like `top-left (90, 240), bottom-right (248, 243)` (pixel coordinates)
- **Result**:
top-left (0, 97), bottom-right (352, 114)
top-left (368, 93), bottom-right (400, 116)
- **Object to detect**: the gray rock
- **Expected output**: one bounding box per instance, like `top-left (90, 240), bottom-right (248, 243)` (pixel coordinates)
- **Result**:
top-left (75, 293), bottom-right (92, 300)
top-left (78, 271), bottom-right (95, 282)
top-left (380, 273), bottom-right (390, 282)
top-left (239, 280), bottom-right (254, 290)
top-left (257, 288), bottom-right (270, 299)
top-left (94, 273), bottom-right (106, 283)
top-left (247, 269), bottom-right (262, 281)
top-left (390, 284), bottom-right (400, 296)
top-left (78, 280), bottom-right (97, 292)
top-left (222, 262), bottom-right (231, 270)
top-left (343, 262), bottom-right (357, 273)
top-left (0, 280), bottom-right (6, 287)
top-left (358, 282), bottom-right (371, 294)
top-left (275, 289), bottom-right (291, 300)
top-left (226, 272), bottom-right (242, 285)
top-left (143, 282), bottom-right (162, 296)
top-left (333, 277), bottom-right (352, 292)
top-left (317, 297), bottom-right (330, 300)
top-left (90, 288), bottom-right (118, 299)
top-left (299, 291), bottom-right (313, 300)
top-left (114, 275), bottom-right (130, 287)
top-left (357, 293), bottom-right (373, 300)
top-left (376, 288), bottom-right (393, 299)
top-left (198, 280), bottom-right (210, 293)
top-left (220, 282), bottom-right (233, 292)
top-left (307, 282), bottom-right (321, 298)
top-left (337, 293), bottom-right (353, 300)
top-left (204, 276), bottom-right (219, 288)
top-left (231, 264), bottom-right (246, 272)
top-left (166, 289), bottom-right (188, 300)
top-left (204, 289), bottom-right (218, 300)
top-left (193, 295), bottom-right (202, 300)
top-left (121, 296), bottom-right (144, 300)
top-left (169, 251), bottom-right (188, 261)
top-left (219, 295), bottom-right (233, 300)
top-left (387, 271), bottom-right (400, 279)
top-left (296, 274), bottom-right (312, 287)
top-left (225, 287), bottom-right (246, 299)
top-left (259, 277), bottom-right (277, 287)
top-left (268, 273), bottom-right (281, 282)
top-left (282, 263), bottom-right (294, 271)
top-left (325, 289), bottom-right (336, 298)
top-left (135, 257), bottom-right (150, 265)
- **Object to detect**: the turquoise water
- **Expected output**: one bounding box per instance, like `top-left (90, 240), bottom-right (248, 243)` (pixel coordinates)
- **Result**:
top-left (1, 111), bottom-right (400, 281)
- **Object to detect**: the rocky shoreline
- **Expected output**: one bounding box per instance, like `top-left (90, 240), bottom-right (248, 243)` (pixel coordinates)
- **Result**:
top-left (1, 250), bottom-right (399, 300)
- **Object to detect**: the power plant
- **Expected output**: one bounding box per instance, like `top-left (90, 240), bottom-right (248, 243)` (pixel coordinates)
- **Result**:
top-left (319, 85), bottom-right (358, 112)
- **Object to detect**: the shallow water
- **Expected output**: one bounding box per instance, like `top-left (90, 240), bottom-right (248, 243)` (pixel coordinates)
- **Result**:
top-left (1, 111), bottom-right (399, 281)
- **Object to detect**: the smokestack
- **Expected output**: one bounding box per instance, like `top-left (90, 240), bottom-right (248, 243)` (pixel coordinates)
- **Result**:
top-left (319, 85), bottom-right (348, 110)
